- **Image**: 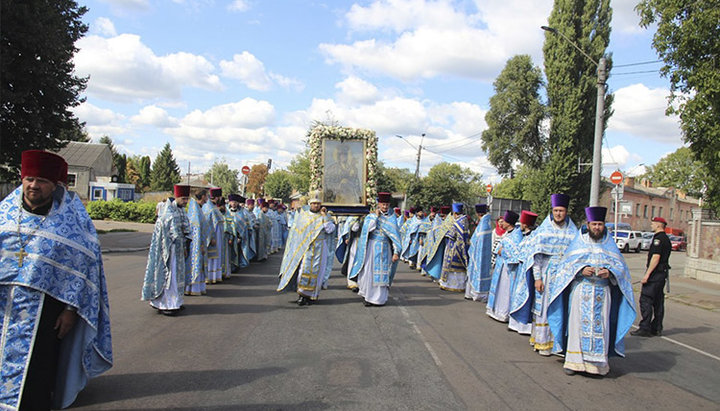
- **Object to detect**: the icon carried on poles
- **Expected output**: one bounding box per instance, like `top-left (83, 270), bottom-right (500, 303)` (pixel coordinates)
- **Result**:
top-left (241, 165), bottom-right (251, 175)
top-left (610, 171), bottom-right (623, 185)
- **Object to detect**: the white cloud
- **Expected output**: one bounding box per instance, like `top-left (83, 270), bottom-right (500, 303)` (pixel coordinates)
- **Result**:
top-left (335, 76), bottom-right (380, 104)
top-left (74, 102), bottom-right (125, 125)
top-left (182, 98), bottom-right (275, 129)
top-left (608, 83), bottom-right (682, 143)
top-left (611, 0), bottom-right (645, 34)
top-left (220, 52), bottom-right (304, 91)
top-left (131, 105), bottom-right (177, 127)
top-left (99, 0), bottom-right (150, 12)
top-left (320, 0), bottom-right (552, 81)
top-left (74, 34), bottom-right (222, 102)
top-left (228, 0), bottom-right (250, 12)
top-left (602, 144), bottom-right (642, 171)
top-left (92, 17), bottom-right (117, 37)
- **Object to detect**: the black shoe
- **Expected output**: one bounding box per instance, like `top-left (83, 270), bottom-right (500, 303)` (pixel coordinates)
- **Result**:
top-left (351, 287), bottom-right (360, 293)
top-left (630, 328), bottom-right (653, 337)
top-left (297, 296), bottom-right (311, 306)
top-left (652, 329), bottom-right (663, 337)
top-left (363, 301), bottom-right (384, 307)
top-left (161, 309), bottom-right (179, 316)
top-left (563, 368), bottom-right (576, 376)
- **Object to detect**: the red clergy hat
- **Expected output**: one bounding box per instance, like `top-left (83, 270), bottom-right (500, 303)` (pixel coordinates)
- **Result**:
top-left (520, 210), bottom-right (538, 226)
top-left (21, 150), bottom-right (67, 184)
top-left (174, 185), bottom-right (191, 197)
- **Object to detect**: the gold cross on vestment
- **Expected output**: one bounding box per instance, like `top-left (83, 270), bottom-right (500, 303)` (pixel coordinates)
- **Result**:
top-left (15, 248), bottom-right (28, 267)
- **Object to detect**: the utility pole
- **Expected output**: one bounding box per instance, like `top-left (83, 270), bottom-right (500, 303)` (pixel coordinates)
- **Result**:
top-left (590, 57), bottom-right (607, 206)
top-left (414, 133), bottom-right (425, 179)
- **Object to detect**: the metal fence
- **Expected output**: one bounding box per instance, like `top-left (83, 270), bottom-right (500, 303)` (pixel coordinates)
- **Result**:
top-left (487, 197), bottom-right (532, 221)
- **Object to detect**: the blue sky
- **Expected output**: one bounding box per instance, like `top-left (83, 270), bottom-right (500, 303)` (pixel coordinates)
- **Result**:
top-left (73, 0), bottom-right (684, 182)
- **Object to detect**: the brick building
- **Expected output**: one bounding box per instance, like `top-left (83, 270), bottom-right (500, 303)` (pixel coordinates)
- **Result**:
top-left (600, 177), bottom-right (699, 234)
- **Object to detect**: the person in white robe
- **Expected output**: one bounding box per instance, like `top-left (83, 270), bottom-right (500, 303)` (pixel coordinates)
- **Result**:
top-left (277, 193), bottom-right (336, 305)
top-left (349, 192), bottom-right (402, 307)
top-left (548, 206), bottom-right (636, 376)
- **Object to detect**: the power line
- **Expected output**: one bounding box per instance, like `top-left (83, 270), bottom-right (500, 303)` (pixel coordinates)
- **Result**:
top-left (614, 60), bottom-right (662, 68)
top-left (613, 70), bottom-right (661, 76)
top-left (422, 131), bottom-right (484, 150)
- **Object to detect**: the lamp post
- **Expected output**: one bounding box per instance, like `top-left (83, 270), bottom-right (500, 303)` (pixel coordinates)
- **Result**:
top-left (541, 25), bottom-right (607, 206)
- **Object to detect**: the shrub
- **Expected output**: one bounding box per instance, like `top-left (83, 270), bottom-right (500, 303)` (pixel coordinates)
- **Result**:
top-left (86, 199), bottom-right (157, 224)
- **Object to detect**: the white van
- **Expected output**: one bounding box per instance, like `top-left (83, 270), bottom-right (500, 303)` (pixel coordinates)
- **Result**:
top-left (613, 230), bottom-right (643, 253)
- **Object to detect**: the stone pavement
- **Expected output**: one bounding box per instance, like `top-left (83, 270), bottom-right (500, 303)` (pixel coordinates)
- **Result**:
top-left (92, 219), bottom-right (720, 312)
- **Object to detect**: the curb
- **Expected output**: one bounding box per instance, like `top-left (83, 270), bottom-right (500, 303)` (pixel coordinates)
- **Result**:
top-left (102, 247), bottom-right (150, 254)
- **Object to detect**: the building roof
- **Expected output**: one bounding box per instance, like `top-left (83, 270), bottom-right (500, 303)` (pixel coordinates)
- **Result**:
top-left (56, 142), bottom-right (111, 168)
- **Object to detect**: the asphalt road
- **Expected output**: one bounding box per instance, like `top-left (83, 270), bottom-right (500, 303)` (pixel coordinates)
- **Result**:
top-left (70, 250), bottom-right (720, 410)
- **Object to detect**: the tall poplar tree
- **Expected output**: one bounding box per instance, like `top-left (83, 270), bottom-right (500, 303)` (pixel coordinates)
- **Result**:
top-left (482, 55), bottom-right (547, 177)
top-left (150, 143), bottom-right (180, 191)
top-left (1, 0), bottom-right (89, 181)
top-left (541, 0), bottom-right (614, 219)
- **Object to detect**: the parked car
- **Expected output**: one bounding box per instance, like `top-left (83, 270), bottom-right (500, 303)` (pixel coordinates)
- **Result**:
top-left (613, 230), bottom-right (643, 253)
top-left (641, 232), bottom-right (654, 251)
top-left (669, 235), bottom-right (687, 251)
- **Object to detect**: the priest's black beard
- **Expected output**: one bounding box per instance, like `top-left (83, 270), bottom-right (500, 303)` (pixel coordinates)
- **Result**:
top-left (588, 227), bottom-right (606, 241)
top-left (230, 207), bottom-right (238, 212)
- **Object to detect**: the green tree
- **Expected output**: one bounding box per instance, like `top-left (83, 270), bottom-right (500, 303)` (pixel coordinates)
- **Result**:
top-left (379, 164), bottom-right (414, 194)
top-left (139, 156), bottom-right (151, 189)
top-left (204, 160), bottom-right (239, 195)
top-left (264, 170), bottom-right (293, 201)
top-left (150, 143), bottom-right (180, 191)
top-left (246, 164), bottom-right (268, 197)
top-left (541, 0), bottom-right (614, 221)
top-left (287, 149), bottom-right (311, 194)
top-left (1, 0), bottom-right (89, 180)
top-left (98, 135), bottom-right (127, 182)
top-left (637, 0), bottom-right (720, 212)
top-left (642, 147), bottom-right (708, 198)
top-left (482, 55), bottom-right (547, 177)
top-left (409, 162), bottom-right (483, 208)
top-left (125, 157), bottom-right (142, 191)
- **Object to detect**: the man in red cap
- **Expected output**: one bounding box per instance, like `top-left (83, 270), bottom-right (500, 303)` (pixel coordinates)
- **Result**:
top-left (142, 185), bottom-right (191, 315)
top-left (632, 216), bottom-right (672, 337)
top-left (0, 150), bottom-right (113, 409)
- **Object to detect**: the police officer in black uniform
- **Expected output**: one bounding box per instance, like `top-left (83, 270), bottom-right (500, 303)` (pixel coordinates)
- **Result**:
top-left (631, 216), bottom-right (672, 337)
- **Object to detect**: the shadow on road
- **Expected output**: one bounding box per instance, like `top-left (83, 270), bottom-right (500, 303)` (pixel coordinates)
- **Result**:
top-left (611, 349), bottom-right (679, 376)
top-left (73, 367), bottom-right (287, 406)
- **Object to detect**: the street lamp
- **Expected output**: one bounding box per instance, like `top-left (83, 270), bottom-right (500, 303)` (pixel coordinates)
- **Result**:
top-left (541, 25), bottom-right (607, 206)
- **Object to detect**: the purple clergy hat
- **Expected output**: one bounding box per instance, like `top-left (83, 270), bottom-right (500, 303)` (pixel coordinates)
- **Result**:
top-left (585, 206), bottom-right (607, 222)
top-left (551, 193), bottom-right (570, 209)
top-left (503, 210), bottom-right (519, 225)
top-left (452, 203), bottom-right (464, 213)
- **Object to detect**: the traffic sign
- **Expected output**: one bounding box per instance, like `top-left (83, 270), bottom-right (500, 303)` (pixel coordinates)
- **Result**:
top-left (486, 184), bottom-right (492, 193)
top-left (241, 165), bottom-right (251, 175)
top-left (610, 171), bottom-right (623, 185)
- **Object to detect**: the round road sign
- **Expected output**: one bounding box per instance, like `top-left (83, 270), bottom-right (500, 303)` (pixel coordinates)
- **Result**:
top-left (610, 171), bottom-right (623, 185)
top-left (486, 184), bottom-right (493, 193)
top-left (241, 165), bottom-right (251, 175)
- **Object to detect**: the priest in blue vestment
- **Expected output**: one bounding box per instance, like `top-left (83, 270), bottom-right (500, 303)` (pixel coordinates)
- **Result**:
top-left (243, 198), bottom-right (258, 261)
top-left (548, 206), bottom-right (636, 376)
top-left (401, 206), bottom-right (427, 270)
top-left (142, 184), bottom-right (192, 315)
top-left (185, 191), bottom-right (209, 296)
top-left (253, 199), bottom-right (272, 261)
top-left (336, 216), bottom-right (362, 291)
top-left (204, 188), bottom-right (225, 283)
top-left (228, 194), bottom-right (250, 271)
top-left (420, 205), bottom-right (450, 280)
top-left (1, 150), bottom-right (112, 410)
top-left (465, 204), bottom-right (492, 301)
top-left (439, 203), bottom-right (471, 292)
top-left (509, 194), bottom-right (576, 355)
top-left (277, 192), bottom-right (336, 306)
top-left (508, 210), bottom-right (539, 335)
top-left (349, 192), bottom-right (402, 307)
top-left (486, 210), bottom-right (523, 322)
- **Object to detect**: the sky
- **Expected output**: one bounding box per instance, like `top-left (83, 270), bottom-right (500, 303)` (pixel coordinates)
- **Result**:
top-left (72, 0), bottom-right (684, 183)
